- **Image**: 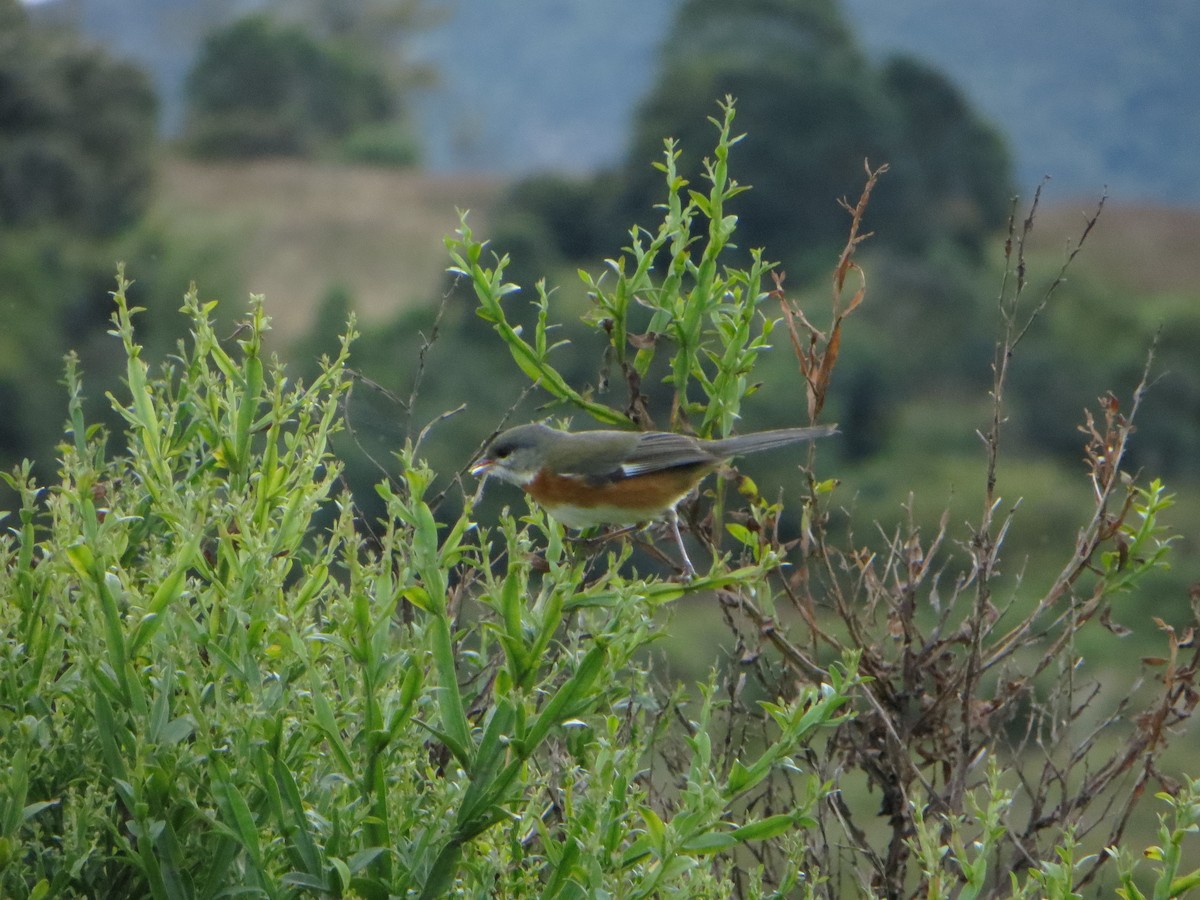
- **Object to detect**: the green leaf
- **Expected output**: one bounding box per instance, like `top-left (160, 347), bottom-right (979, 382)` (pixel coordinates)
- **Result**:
top-left (725, 522), bottom-right (755, 546)
top-left (524, 643), bottom-right (607, 749)
top-left (680, 831), bottom-right (737, 854)
top-left (727, 760), bottom-right (752, 794)
top-left (640, 806), bottom-right (666, 852)
top-left (457, 700), bottom-right (517, 828)
top-left (129, 542), bottom-right (197, 655)
top-left (308, 676), bottom-right (355, 778)
top-left (730, 814), bottom-right (798, 842)
top-left (211, 759), bottom-right (264, 869)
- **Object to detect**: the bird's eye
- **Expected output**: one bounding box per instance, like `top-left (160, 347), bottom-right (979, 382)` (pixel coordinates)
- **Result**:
top-left (493, 445), bottom-right (512, 459)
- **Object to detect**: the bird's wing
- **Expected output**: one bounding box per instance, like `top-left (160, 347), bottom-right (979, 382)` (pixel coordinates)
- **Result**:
top-left (614, 432), bottom-right (716, 478)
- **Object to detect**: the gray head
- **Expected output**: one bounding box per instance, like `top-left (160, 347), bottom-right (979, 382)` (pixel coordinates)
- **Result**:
top-left (470, 423), bottom-right (560, 485)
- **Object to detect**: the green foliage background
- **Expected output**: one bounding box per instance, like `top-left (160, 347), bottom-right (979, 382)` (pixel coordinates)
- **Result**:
top-left (2, 2), bottom-right (1200, 893)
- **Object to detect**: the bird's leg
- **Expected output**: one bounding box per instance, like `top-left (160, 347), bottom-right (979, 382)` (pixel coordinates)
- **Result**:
top-left (666, 507), bottom-right (696, 579)
top-left (575, 523), bottom-right (642, 548)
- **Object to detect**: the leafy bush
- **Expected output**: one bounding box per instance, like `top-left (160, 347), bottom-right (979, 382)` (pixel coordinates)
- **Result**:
top-left (1, 100), bottom-right (1196, 898)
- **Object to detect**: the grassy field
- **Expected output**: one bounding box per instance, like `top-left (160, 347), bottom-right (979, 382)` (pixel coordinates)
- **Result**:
top-left (155, 157), bottom-right (503, 343)
top-left (156, 158), bottom-right (1199, 346)
top-left (1028, 199), bottom-right (1200, 296)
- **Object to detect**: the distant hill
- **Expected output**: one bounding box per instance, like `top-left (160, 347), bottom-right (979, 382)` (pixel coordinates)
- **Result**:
top-left (27, 0), bottom-right (1199, 205)
top-left (841, 0), bottom-right (1200, 205)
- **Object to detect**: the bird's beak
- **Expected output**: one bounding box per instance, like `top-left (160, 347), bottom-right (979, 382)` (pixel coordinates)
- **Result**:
top-left (469, 457), bottom-right (493, 478)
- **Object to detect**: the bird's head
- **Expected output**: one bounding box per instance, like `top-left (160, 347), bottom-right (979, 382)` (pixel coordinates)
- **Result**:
top-left (470, 423), bottom-right (559, 486)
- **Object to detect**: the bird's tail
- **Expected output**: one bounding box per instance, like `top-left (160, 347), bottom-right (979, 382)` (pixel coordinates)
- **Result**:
top-left (704, 425), bottom-right (838, 458)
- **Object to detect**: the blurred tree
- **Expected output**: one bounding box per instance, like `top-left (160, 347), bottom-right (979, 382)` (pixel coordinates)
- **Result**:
top-left (0, 0), bottom-right (158, 237)
top-left (182, 13), bottom-right (419, 163)
top-left (615, 0), bottom-right (1012, 267)
top-left (879, 55), bottom-right (1013, 257)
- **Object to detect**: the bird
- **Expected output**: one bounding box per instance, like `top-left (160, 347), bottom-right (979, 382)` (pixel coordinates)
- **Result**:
top-left (470, 421), bottom-right (837, 575)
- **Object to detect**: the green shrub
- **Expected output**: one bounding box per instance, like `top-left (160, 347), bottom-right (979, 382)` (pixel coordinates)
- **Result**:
top-left (0, 274), bottom-right (855, 896)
